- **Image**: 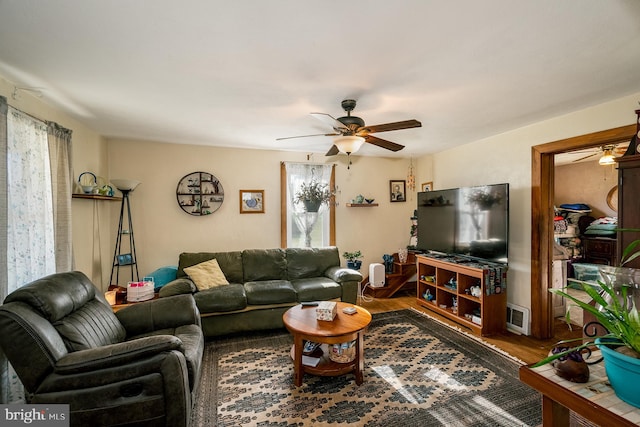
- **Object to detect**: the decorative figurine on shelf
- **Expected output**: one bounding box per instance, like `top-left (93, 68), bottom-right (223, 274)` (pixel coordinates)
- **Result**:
top-left (452, 297), bottom-right (458, 314)
top-left (409, 210), bottom-right (418, 249)
top-left (423, 289), bottom-right (434, 302)
top-left (383, 254), bottom-right (394, 274)
top-left (470, 285), bottom-right (482, 298)
top-left (398, 248), bottom-right (408, 264)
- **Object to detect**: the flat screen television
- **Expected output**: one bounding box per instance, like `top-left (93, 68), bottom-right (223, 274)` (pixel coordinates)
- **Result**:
top-left (416, 183), bottom-right (509, 264)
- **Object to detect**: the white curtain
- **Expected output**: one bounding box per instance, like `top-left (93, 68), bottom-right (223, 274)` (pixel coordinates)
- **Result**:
top-left (0, 97), bottom-right (9, 404)
top-left (7, 107), bottom-right (56, 292)
top-left (47, 122), bottom-right (74, 272)
top-left (284, 162), bottom-right (332, 248)
top-left (1, 104), bottom-right (60, 403)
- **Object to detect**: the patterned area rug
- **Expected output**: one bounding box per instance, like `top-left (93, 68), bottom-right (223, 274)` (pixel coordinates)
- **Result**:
top-left (192, 309), bottom-right (541, 426)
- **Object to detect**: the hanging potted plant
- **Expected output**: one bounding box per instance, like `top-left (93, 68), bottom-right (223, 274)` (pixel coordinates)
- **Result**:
top-left (343, 250), bottom-right (363, 270)
top-left (294, 180), bottom-right (333, 212)
top-left (534, 228), bottom-right (640, 407)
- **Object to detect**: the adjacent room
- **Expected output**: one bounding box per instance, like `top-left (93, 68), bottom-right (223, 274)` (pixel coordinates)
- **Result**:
top-left (1, 1), bottom-right (640, 426)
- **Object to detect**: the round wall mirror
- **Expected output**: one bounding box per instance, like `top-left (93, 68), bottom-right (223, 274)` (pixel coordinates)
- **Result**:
top-left (606, 185), bottom-right (618, 212)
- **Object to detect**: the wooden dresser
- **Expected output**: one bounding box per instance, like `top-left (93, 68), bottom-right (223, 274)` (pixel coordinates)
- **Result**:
top-left (581, 236), bottom-right (617, 265)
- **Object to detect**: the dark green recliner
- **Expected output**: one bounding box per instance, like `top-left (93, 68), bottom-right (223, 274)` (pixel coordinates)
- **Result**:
top-left (0, 271), bottom-right (203, 427)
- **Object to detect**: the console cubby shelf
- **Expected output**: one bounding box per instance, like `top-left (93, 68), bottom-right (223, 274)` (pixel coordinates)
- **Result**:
top-left (416, 255), bottom-right (507, 336)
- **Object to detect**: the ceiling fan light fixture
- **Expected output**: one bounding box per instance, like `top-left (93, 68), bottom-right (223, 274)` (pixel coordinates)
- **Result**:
top-left (334, 135), bottom-right (365, 155)
top-left (598, 150), bottom-right (616, 165)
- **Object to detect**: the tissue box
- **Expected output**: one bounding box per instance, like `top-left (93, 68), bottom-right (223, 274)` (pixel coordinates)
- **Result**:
top-left (316, 301), bottom-right (337, 321)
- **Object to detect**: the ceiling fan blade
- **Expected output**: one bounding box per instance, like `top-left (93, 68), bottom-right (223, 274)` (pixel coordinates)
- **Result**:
top-left (276, 132), bottom-right (340, 141)
top-left (359, 119), bottom-right (422, 134)
top-left (572, 152), bottom-right (598, 162)
top-left (325, 145), bottom-right (339, 156)
top-left (310, 112), bottom-right (350, 133)
top-left (613, 144), bottom-right (629, 154)
top-left (365, 135), bottom-right (405, 152)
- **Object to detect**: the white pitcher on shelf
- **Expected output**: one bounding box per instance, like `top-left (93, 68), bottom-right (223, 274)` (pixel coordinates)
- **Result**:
top-left (398, 248), bottom-right (408, 264)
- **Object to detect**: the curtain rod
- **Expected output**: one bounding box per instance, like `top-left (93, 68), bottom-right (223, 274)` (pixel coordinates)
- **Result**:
top-left (281, 161), bottom-right (337, 167)
top-left (2, 93), bottom-right (62, 127)
top-left (9, 102), bottom-right (70, 132)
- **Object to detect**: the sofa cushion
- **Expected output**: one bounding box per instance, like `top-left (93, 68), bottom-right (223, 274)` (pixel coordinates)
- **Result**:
top-left (286, 247), bottom-right (340, 280)
top-left (291, 277), bottom-right (342, 302)
top-left (184, 258), bottom-right (229, 290)
top-left (158, 278), bottom-right (197, 297)
top-left (244, 280), bottom-right (297, 305)
top-left (177, 251), bottom-right (244, 283)
top-left (242, 249), bottom-right (287, 281)
top-left (193, 283), bottom-right (247, 313)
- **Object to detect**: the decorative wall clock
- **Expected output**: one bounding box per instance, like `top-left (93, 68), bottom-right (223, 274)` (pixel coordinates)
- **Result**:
top-left (176, 171), bottom-right (224, 216)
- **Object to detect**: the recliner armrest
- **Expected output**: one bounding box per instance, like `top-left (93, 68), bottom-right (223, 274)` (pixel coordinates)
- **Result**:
top-left (116, 294), bottom-right (201, 336)
top-left (324, 266), bottom-right (363, 283)
top-left (158, 278), bottom-right (197, 297)
top-left (55, 335), bottom-right (182, 374)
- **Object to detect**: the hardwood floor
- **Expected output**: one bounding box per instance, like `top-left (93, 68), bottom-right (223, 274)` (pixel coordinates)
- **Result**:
top-left (358, 289), bottom-right (582, 365)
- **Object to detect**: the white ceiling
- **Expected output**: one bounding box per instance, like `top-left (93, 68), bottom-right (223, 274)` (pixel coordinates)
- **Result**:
top-left (1, 0), bottom-right (640, 158)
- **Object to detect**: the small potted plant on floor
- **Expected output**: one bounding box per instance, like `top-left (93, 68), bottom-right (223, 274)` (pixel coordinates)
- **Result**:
top-left (343, 250), bottom-right (362, 270)
top-left (533, 228), bottom-right (640, 407)
top-left (294, 180), bottom-right (333, 212)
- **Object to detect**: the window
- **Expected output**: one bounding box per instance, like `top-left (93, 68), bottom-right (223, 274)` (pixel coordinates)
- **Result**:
top-left (280, 162), bottom-right (335, 248)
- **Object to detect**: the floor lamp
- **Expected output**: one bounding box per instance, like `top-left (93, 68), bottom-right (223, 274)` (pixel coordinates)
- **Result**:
top-left (110, 179), bottom-right (141, 286)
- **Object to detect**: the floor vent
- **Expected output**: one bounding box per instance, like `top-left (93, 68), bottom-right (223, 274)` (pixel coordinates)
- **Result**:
top-left (506, 303), bottom-right (530, 335)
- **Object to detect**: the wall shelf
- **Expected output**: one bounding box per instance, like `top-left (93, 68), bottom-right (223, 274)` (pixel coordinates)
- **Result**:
top-left (73, 194), bottom-right (122, 201)
top-left (346, 203), bottom-right (378, 207)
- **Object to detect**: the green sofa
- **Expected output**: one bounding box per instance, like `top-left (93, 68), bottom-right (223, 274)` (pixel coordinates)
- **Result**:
top-left (159, 247), bottom-right (363, 336)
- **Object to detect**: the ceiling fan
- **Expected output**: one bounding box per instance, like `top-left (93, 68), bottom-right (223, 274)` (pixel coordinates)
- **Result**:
top-left (277, 99), bottom-right (422, 157)
top-left (571, 144), bottom-right (628, 164)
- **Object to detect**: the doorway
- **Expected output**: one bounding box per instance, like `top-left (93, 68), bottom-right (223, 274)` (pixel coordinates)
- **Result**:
top-left (530, 124), bottom-right (635, 339)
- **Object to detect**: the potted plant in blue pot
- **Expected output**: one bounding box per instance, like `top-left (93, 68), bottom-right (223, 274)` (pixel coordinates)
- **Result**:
top-left (534, 228), bottom-right (640, 407)
top-left (343, 251), bottom-right (362, 270)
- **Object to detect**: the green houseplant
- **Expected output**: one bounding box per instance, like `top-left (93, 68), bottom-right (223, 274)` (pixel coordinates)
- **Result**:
top-left (534, 228), bottom-right (640, 406)
top-left (294, 180), bottom-right (333, 212)
top-left (343, 250), bottom-right (362, 270)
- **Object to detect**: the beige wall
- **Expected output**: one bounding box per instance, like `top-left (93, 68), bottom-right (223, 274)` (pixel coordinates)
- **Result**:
top-left (428, 92), bottom-right (640, 313)
top-left (555, 160), bottom-right (618, 220)
top-left (106, 139), bottom-right (419, 289)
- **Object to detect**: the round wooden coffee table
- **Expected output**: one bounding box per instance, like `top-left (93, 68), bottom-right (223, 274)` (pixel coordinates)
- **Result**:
top-left (283, 302), bottom-right (372, 387)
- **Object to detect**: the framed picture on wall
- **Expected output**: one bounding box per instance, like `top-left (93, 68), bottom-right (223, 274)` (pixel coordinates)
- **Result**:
top-left (421, 182), bottom-right (433, 192)
top-left (239, 190), bottom-right (264, 213)
top-left (390, 180), bottom-right (406, 202)
top-left (117, 254), bottom-right (133, 265)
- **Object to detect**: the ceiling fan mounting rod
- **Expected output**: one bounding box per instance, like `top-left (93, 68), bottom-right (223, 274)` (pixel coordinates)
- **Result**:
top-left (341, 99), bottom-right (357, 114)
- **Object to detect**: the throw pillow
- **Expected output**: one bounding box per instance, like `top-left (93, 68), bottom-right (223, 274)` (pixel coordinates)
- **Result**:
top-left (184, 258), bottom-right (229, 290)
